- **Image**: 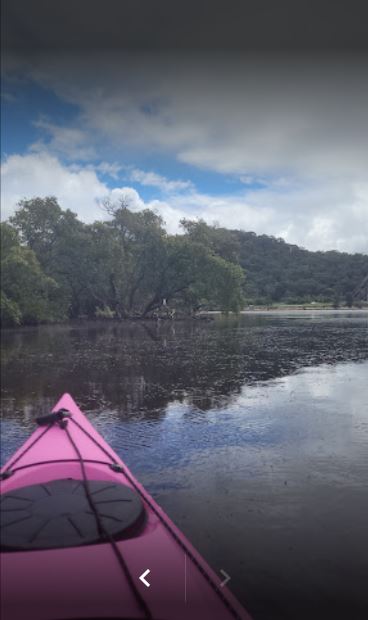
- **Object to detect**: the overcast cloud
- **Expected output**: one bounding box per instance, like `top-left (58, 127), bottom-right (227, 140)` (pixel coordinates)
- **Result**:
top-left (2, 51), bottom-right (368, 253)
top-left (12, 53), bottom-right (366, 176)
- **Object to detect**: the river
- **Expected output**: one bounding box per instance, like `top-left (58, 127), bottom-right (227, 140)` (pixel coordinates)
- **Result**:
top-left (1, 311), bottom-right (368, 620)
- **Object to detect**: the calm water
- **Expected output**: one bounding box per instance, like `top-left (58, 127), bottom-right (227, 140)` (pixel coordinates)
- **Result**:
top-left (1, 311), bottom-right (368, 620)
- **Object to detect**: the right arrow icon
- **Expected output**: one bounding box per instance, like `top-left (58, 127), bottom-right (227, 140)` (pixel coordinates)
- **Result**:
top-left (220, 569), bottom-right (231, 587)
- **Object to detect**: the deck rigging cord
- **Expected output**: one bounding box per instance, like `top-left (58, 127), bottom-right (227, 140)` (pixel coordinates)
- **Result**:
top-left (61, 418), bottom-right (153, 620)
top-left (1, 407), bottom-right (244, 620)
top-left (2, 409), bottom-right (152, 620)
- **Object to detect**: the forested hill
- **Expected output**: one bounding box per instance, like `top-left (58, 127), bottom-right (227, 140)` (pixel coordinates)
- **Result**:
top-left (181, 219), bottom-right (368, 306)
top-left (1, 197), bottom-right (367, 327)
top-left (234, 231), bottom-right (368, 305)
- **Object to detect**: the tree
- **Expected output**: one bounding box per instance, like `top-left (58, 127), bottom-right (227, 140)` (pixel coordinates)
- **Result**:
top-left (0, 222), bottom-right (63, 326)
top-left (10, 196), bottom-right (65, 260)
top-left (102, 200), bottom-right (168, 317)
top-left (0, 291), bottom-right (22, 327)
top-left (169, 240), bottom-right (244, 314)
top-left (181, 218), bottom-right (241, 264)
top-left (10, 197), bottom-right (97, 317)
top-left (98, 201), bottom-right (245, 317)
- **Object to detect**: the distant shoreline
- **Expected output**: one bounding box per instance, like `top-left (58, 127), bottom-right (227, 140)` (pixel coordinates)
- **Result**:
top-left (205, 306), bottom-right (368, 314)
top-left (245, 306), bottom-right (368, 312)
top-left (2, 306), bottom-right (367, 331)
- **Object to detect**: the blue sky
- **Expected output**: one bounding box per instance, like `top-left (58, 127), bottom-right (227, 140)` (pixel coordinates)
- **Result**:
top-left (1, 77), bottom-right (256, 201)
top-left (1, 53), bottom-right (368, 253)
top-left (2, 79), bottom-right (80, 155)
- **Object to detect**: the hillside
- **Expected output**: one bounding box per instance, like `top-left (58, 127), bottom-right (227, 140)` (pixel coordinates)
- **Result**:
top-left (235, 231), bottom-right (368, 305)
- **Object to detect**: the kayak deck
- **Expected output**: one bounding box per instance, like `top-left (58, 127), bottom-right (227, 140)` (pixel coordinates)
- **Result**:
top-left (0, 393), bottom-right (252, 620)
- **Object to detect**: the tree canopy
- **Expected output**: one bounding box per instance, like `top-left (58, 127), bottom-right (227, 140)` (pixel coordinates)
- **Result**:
top-left (0, 221), bottom-right (63, 326)
top-left (1, 197), bottom-right (367, 327)
top-left (1, 198), bottom-right (245, 326)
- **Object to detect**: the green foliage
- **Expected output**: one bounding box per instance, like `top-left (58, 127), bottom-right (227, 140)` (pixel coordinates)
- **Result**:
top-left (3, 198), bottom-right (245, 323)
top-left (2, 197), bottom-right (367, 327)
top-left (99, 203), bottom-right (244, 316)
top-left (10, 196), bottom-right (64, 258)
top-left (205, 255), bottom-right (245, 312)
top-left (234, 231), bottom-right (368, 304)
top-left (10, 197), bottom-right (98, 317)
top-left (106, 202), bottom-right (168, 317)
top-left (177, 220), bottom-right (244, 312)
top-left (0, 291), bottom-right (22, 327)
top-left (181, 218), bottom-right (241, 264)
top-left (0, 222), bottom-right (64, 326)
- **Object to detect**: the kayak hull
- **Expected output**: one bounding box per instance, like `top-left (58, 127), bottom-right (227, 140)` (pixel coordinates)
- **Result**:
top-left (1, 393), bottom-right (252, 620)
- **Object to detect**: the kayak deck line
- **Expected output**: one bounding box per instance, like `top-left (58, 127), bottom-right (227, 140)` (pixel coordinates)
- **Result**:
top-left (0, 459), bottom-right (120, 479)
top-left (60, 414), bottom-right (153, 620)
top-left (1, 393), bottom-right (253, 620)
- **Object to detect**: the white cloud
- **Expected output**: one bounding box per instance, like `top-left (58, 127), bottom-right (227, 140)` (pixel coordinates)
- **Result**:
top-left (106, 186), bottom-right (146, 212)
top-left (1, 152), bottom-right (367, 252)
top-left (129, 168), bottom-right (194, 193)
top-left (94, 162), bottom-right (122, 179)
top-left (131, 179), bottom-right (368, 253)
top-left (1, 152), bottom-right (107, 222)
top-left (166, 181), bottom-right (368, 253)
top-left (0, 151), bottom-right (187, 233)
top-left (69, 161), bottom-right (123, 180)
top-left (30, 119), bottom-right (96, 160)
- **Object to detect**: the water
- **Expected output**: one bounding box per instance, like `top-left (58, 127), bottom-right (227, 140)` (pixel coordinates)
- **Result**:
top-left (1, 311), bottom-right (368, 619)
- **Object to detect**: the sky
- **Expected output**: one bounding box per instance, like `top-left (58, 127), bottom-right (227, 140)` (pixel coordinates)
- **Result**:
top-left (1, 1), bottom-right (368, 253)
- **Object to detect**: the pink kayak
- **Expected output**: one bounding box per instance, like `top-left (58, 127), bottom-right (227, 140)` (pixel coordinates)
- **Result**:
top-left (0, 393), bottom-right (252, 620)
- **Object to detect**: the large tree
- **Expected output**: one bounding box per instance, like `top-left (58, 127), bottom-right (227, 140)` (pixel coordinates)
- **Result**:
top-left (102, 200), bottom-right (245, 317)
top-left (0, 222), bottom-right (63, 326)
top-left (10, 197), bottom-right (99, 317)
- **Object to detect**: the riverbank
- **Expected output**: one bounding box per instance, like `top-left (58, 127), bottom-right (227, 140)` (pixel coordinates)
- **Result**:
top-left (2, 305), bottom-right (368, 329)
top-left (203, 305), bottom-right (368, 315)
top-left (243, 303), bottom-right (368, 311)
top-left (243, 306), bottom-right (368, 314)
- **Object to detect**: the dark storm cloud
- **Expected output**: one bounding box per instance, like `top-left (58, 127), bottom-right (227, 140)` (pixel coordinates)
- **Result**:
top-left (2, 0), bottom-right (368, 53)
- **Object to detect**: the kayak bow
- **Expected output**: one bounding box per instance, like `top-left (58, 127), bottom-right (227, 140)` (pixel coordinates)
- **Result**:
top-left (0, 393), bottom-right (252, 620)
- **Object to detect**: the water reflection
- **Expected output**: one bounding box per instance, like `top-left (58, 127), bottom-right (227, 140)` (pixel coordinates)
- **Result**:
top-left (1, 313), bottom-right (367, 423)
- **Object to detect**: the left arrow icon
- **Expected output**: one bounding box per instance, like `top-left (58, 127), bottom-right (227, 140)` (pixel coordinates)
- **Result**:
top-left (139, 569), bottom-right (151, 587)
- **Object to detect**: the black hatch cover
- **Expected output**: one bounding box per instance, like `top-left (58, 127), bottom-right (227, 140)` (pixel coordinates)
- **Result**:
top-left (0, 479), bottom-right (145, 551)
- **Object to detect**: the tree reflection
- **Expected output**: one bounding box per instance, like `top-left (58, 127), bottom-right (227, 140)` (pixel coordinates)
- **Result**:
top-left (1, 314), bottom-right (367, 424)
